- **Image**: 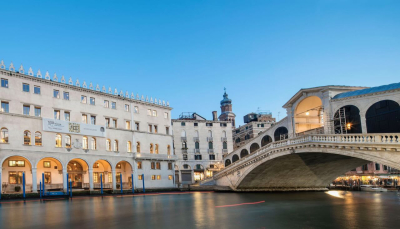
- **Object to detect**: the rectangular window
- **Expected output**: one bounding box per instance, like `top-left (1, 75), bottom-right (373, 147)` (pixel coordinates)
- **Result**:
top-left (112, 119), bottom-right (117, 128)
top-left (194, 123), bottom-right (198, 126)
top-left (81, 95), bottom-right (87, 104)
top-left (104, 100), bottom-right (109, 108)
top-left (135, 122), bottom-right (140, 131)
top-left (375, 163), bottom-right (381, 170)
top-left (152, 110), bottom-right (157, 117)
top-left (209, 154), bottom-right (215, 160)
top-left (148, 125), bottom-right (153, 133)
top-left (43, 161), bottom-right (51, 168)
top-left (53, 90), bottom-right (60, 98)
top-left (206, 123), bottom-right (213, 127)
top-left (138, 175), bottom-right (143, 180)
top-left (137, 161), bottom-right (142, 169)
top-left (54, 110), bottom-right (60, 120)
top-left (134, 106), bottom-right (139, 113)
top-left (1, 78), bottom-right (8, 88)
top-left (1, 102), bottom-right (9, 113)
top-left (183, 154), bottom-right (188, 160)
top-left (111, 102), bottom-right (116, 109)
top-left (166, 127), bottom-right (169, 135)
top-left (157, 175), bottom-right (161, 180)
top-left (125, 121), bottom-right (131, 130)
top-left (9, 172), bottom-right (23, 184)
top-left (168, 175), bottom-right (173, 180)
top-left (125, 104), bottom-right (129, 112)
top-left (156, 162), bottom-right (161, 170)
top-left (91, 116), bottom-right (96, 125)
top-left (181, 122), bottom-right (186, 126)
top-left (34, 107), bottom-right (41, 117)
top-left (64, 112), bottom-right (70, 121)
top-left (63, 92), bottom-right (69, 100)
top-left (22, 83), bottom-right (30, 92)
top-left (195, 155), bottom-right (202, 160)
top-left (105, 118), bottom-right (110, 127)
top-left (82, 114), bottom-right (87, 124)
top-left (168, 163), bottom-right (172, 170)
top-left (164, 112), bottom-right (168, 119)
top-left (151, 175), bottom-right (156, 180)
top-left (34, 86), bottom-right (40, 94)
top-left (23, 105), bottom-right (30, 115)
top-left (151, 162), bottom-right (155, 170)
top-left (90, 97), bottom-right (95, 105)
top-left (9, 160), bottom-right (25, 167)
top-left (154, 125), bottom-right (158, 133)
top-left (147, 109), bottom-right (151, 116)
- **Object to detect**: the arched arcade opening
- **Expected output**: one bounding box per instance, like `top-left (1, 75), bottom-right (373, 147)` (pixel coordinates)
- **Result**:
top-left (366, 100), bottom-right (400, 133)
top-left (294, 96), bottom-right (324, 134)
top-left (1, 156), bottom-right (32, 193)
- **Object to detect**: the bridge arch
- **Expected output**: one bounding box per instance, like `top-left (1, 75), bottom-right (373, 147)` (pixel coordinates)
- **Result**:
top-left (333, 105), bottom-right (362, 134)
top-left (366, 100), bottom-right (400, 133)
top-left (232, 154), bottom-right (239, 163)
top-left (274, 127), bottom-right (288, 141)
top-left (261, 135), bottom-right (273, 147)
top-left (225, 159), bottom-right (231, 167)
top-left (250, 143), bottom-right (260, 153)
top-left (240, 149), bottom-right (249, 158)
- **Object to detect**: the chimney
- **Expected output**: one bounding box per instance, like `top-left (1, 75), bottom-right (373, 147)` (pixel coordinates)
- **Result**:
top-left (212, 111), bottom-right (218, 121)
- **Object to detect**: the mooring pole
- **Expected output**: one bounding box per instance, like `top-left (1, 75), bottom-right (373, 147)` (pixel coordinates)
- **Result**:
top-left (120, 173), bottom-right (123, 194)
top-left (100, 174), bottom-right (103, 195)
top-left (69, 180), bottom-right (72, 198)
top-left (66, 173), bottom-right (69, 196)
top-left (142, 174), bottom-right (145, 193)
top-left (42, 173), bottom-right (45, 196)
top-left (0, 173), bottom-right (2, 201)
top-left (39, 181), bottom-right (42, 199)
top-left (131, 173), bottom-right (134, 194)
top-left (23, 172), bottom-right (26, 199)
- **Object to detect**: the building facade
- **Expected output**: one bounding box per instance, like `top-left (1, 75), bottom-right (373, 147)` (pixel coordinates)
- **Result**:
top-left (0, 62), bottom-right (177, 193)
top-left (233, 112), bottom-right (276, 150)
top-left (172, 112), bottom-right (233, 184)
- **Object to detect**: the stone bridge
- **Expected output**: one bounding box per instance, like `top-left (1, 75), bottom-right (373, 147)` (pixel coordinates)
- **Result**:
top-left (203, 133), bottom-right (400, 191)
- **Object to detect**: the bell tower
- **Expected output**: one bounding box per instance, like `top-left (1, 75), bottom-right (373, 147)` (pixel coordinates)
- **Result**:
top-left (218, 88), bottom-right (236, 127)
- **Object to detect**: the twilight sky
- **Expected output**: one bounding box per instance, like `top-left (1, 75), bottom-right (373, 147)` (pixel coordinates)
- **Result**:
top-left (1, 0), bottom-right (399, 125)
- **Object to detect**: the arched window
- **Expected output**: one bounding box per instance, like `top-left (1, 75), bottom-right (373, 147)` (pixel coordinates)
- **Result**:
top-left (114, 140), bottom-right (119, 151)
top-left (232, 154), bottom-right (239, 163)
top-left (55, 133), bottom-right (62, 147)
top-left (223, 141), bottom-right (227, 149)
top-left (208, 141), bottom-right (213, 149)
top-left (155, 144), bottom-right (159, 154)
top-left (24, 130), bottom-right (31, 145)
top-left (65, 135), bottom-right (71, 148)
top-left (127, 141), bottom-right (132, 152)
top-left (208, 130), bottom-right (212, 137)
top-left (167, 145), bottom-right (171, 155)
top-left (91, 137), bottom-right (96, 150)
top-left (150, 143), bottom-right (154, 153)
top-left (250, 143), bottom-right (260, 153)
top-left (82, 136), bottom-right (88, 149)
top-left (35, 131), bottom-right (42, 146)
top-left (137, 141), bottom-right (141, 153)
top-left (1, 128), bottom-right (9, 143)
top-left (225, 159), bottom-right (231, 167)
top-left (106, 139), bottom-right (111, 151)
top-left (195, 141), bottom-right (200, 149)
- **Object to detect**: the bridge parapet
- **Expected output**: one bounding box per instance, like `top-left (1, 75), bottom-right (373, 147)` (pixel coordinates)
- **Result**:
top-left (216, 133), bottom-right (400, 179)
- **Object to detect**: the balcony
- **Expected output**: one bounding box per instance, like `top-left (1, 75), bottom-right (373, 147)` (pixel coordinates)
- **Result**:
top-left (194, 149), bottom-right (200, 153)
top-left (181, 137), bottom-right (187, 142)
top-left (208, 149), bottom-right (214, 154)
top-left (207, 137), bottom-right (213, 142)
top-left (222, 149), bottom-right (228, 153)
top-left (193, 137), bottom-right (200, 142)
top-left (182, 149), bottom-right (188, 154)
top-left (221, 137), bottom-right (228, 142)
top-left (135, 153), bottom-right (177, 161)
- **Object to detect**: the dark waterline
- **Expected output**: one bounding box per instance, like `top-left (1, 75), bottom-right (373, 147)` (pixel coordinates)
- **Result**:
top-left (1, 191), bottom-right (400, 229)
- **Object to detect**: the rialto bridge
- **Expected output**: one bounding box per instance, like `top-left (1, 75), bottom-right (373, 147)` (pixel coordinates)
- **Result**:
top-left (203, 82), bottom-right (400, 191)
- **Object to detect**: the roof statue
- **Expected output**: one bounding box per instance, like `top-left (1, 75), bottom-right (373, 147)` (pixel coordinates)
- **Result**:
top-left (61, 75), bottom-right (65, 83)
top-left (102, 86), bottom-right (106, 92)
top-left (45, 71), bottom-right (50, 80)
top-left (150, 97), bottom-right (153, 103)
top-left (76, 79), bottom-right (80, 87)
top-left (154, 98), bottom-right (157, 104)
top-left (120, 90), bottom-right (123, 97)
top-left (159, 100), bottom-right (162, 105)
top-left (0, 60), bottom-right (5, 69)
top-left (114, 88), bottom-right (118, 95)
top-left (68, 77), bottom-right (73, 85)
top-left (131, 92), bottom-right (135, 99)
top-left (82, 81), bottom-right (87, 88)
top-left (89, 82), bottom-right (93, 90)
top-left (163, 100), bottom-right (166, 106)
top-left (167, 101), bottom-right (169, 106)
top-left (19, 64), bottom-right (24, 74)
top-left (141, 95), bottom-right (144, 101)
top-left (108, 87), bottom-right (112, 94)
top-left (146, 96), bottom-right (149, 102)
top-left (37, 70), bottom-right (42, 78)
top-left (53, 73), bottom-right (58, 82)
top-left (96, 84), bottom-right (100, 91)
top-left (126, 91), bottom-right (129, 98)
top-left (137, 94), bottom-right (140, 100)
top-left (28, 67), bottom-right (34, 76)
top-left (9, 62), bottom-right (15, 71)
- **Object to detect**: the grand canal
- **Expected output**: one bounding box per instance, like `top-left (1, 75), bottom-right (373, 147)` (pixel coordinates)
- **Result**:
top-left (1, 191), bottom-right (400, 229)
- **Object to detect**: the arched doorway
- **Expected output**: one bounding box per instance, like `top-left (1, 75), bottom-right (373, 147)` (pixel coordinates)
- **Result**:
top-left (93, 160), bottom-right (112, 189)
top-left (194, 164), bottom-right (204, 181)
top-left (333, 105), bottom-right (362, 134)
top-left (240, 149), bottom-right (249, 158)
top-left (366, 100), bottom-right (400, 133)
top-left (232, 154), bottom-right (239, 163)
top-left (274, 127), bottom-right (289, 141)
top-left (67, 159), bottom-right (88, 189)
top-left (37, 157), bottom-right (63, 191)
top-left (1, 156), bottom-right (32, 193)
top-left (115, 161), bottom-right (133, 189)
top-left (225, 159), bottom-right (231, 167)
top-left (261, 135), bottom-right (273, 147)
top-left (294, 96), bottom-right (324, 134)
top-left (250, 143), bottom-right (260, 153)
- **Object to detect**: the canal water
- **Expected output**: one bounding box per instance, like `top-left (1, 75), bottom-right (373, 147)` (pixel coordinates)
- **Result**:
top-left (1, 191), bottom-right (400, 229)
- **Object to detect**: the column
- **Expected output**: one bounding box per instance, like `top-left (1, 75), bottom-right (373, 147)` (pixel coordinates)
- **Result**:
top-left (32, 168), bottom-right (38, 192)
top-left (178, 170), bottom-right (182, 188)
top-left (112, 170), bottom-right (117, 190)
top-left (89, 168), bottom-right (94, 191)
top-left (360, 112), bottom-right (367, 133)
top-left (63, 169), bottom-right (68, 192)
top-left (191, 170), bottom-right (195, 184)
